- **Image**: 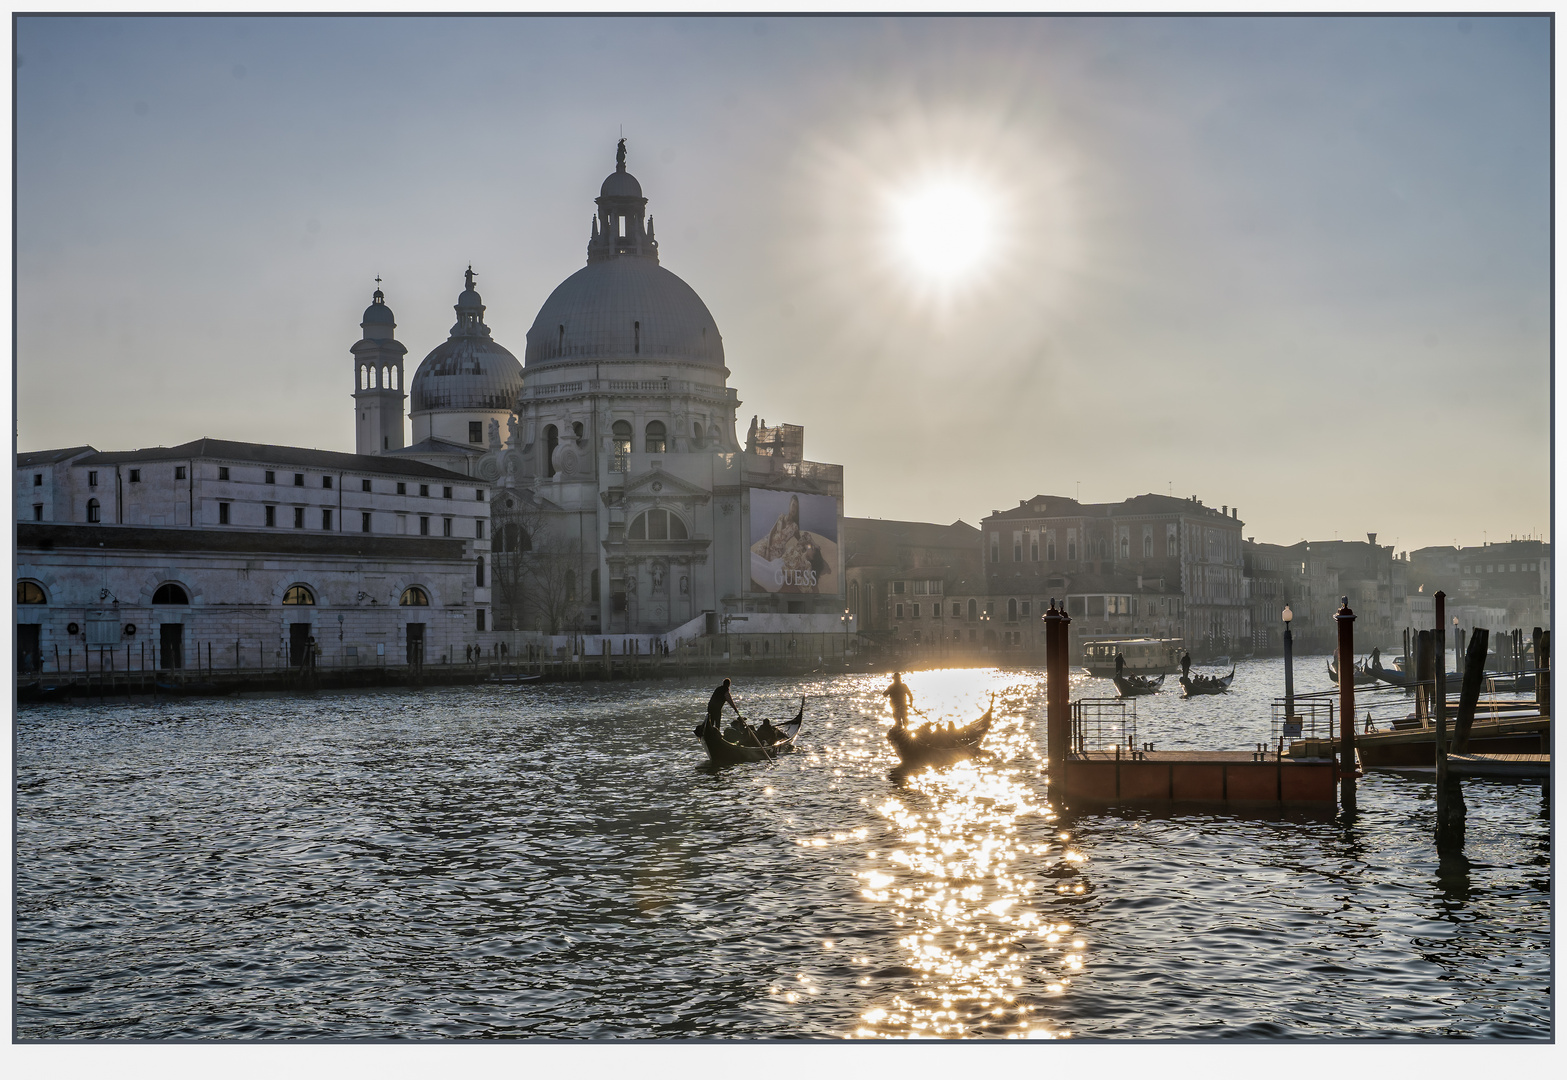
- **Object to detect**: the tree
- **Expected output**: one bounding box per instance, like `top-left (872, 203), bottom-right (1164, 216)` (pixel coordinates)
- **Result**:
top-left (490, 492), bottom-right (582, 635)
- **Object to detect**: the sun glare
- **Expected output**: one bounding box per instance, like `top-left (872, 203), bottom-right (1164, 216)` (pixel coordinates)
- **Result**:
top-left (891, 178), bottom-right (999, 288)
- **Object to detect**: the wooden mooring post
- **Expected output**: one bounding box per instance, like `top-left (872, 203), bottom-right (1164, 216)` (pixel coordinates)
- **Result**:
top-left (1434, 592), bottom-right (1448, 798)
top-left (1335, 597), bottom-right (1357, 810)
top-left (1044, 599), bottom-right (1070, 782)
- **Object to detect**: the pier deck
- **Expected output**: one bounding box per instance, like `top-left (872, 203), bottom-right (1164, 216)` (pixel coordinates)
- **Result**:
top-left (1063, 750), bottom-right (1336, 805)
top-left (1289, 713), bottom-right (1549, 766)
top-left (1373, 753), bottom-right (1551, 781)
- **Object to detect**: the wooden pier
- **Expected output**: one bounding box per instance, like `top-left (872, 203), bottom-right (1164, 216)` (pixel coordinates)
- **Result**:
top-left (1289, 713), bottom-right (1548, 767)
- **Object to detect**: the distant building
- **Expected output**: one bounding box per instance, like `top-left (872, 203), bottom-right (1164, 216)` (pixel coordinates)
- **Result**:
top-left (1412, 539), bottom-right (1551, 634)
top-left (979, 493), bottom-right (1246, 659)
top-left (842, 518), bottom-right (983, 649)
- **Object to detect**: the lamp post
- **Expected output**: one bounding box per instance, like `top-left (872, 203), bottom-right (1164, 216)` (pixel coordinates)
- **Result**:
top-left (841, 608), bottom-right (851, 667)
top-left (1282, 604), bottom-right (1295, 722)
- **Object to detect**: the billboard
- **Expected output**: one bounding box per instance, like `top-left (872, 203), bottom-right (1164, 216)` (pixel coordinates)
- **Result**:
top-left (749, 488), bottom-right (840, 595)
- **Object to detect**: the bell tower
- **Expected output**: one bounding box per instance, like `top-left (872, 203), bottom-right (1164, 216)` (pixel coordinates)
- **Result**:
top-left (352, 283), bottom-right (409, 454)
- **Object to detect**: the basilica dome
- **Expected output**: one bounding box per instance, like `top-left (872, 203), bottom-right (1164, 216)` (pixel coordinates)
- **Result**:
top-left (524, 141), bottom-right (724, 371)
top-left (409, 268), bottom-right (524, 414)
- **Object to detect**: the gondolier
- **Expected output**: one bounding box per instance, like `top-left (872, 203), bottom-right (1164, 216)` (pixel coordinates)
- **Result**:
top-left (706, 678), bottom-right (741, 733)
top-left (883, 672), bottom-right (914, 727)
top-left (1180, 651), bottom-right (1191, 680)
top-left (1115, 652), bottom-right (1126, 678)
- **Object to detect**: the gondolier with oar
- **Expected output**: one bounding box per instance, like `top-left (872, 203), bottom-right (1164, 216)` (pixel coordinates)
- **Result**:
top-left (883, 672), bottom-right (914, 728)
top-left (1115, 652), bottom-right (1126, 679)
top-left (705, 677), bottom-right (742, 735)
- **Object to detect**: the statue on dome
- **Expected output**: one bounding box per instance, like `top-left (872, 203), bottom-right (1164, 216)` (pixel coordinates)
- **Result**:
top-left (465, 265), bottom-right (476, 291)
top-left (616, 137), bottom-right (627, 170)
top-left (745, 415), bottom-right (758, 455)
top-left (488, 418), bottom-right (502, 450)
top-left (506, 413), bottom-right (520, 449)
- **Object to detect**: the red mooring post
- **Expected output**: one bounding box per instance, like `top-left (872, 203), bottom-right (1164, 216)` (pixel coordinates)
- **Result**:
top-left (1335, 597), bottom-right (1357, 810)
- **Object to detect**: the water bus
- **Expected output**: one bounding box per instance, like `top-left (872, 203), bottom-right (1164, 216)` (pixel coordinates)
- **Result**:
top-left (1082, 637), bottom-right (1184, 677)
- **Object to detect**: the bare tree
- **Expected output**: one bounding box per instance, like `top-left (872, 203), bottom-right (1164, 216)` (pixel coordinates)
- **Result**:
top-left (491, 492), bottom-right (582, 635)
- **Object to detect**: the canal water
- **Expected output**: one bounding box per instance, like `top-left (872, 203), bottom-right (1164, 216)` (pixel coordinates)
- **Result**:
top-left (15, 659), bottom-right (1551, 1039)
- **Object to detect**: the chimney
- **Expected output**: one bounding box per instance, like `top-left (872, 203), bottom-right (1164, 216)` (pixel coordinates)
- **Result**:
top-left (1368, 532), bottom-right (1377, 545)
top-left (1222, 505), bottom-right (1227, 516)
top-left (1232, 507), bottom-right (1238, 519)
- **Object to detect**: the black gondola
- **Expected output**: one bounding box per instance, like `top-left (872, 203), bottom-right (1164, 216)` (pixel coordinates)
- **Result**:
top-left (1179, 668), bottom-right (1235, 697)
top-left (1327, 657), bottom-right (1378, 686)
top-left (693, 697), bottom-right (805, 766)
top-left (888, 697), bottom-right (994, 768)
top-left (1113, 672), bottom-right (1165, 697)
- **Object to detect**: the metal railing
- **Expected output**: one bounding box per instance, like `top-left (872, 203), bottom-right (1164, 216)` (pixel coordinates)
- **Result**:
top-left (1072, 697), bottom-right (1137, 755)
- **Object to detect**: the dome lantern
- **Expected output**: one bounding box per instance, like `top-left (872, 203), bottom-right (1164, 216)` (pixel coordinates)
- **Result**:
top-left (589, 138), bottom-right (658, 264)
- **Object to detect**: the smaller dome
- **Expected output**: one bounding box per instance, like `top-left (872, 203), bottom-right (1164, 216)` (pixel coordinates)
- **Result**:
top-left (362, 288), bottom-right (394, 324)
top-left (457, 288), bottom-right (483, 310)
top-left (600, 169), bottom-right (643, 200)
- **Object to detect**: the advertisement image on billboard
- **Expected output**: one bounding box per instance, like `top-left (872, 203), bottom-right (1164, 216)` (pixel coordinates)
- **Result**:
top-left (749, 488), bottom-right (840, 595)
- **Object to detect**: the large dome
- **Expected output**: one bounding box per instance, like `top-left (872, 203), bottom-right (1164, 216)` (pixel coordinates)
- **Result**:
top-left (409, 270), bottom-right (524, 414)
top-left (525, 258), bottom-right (725, 369)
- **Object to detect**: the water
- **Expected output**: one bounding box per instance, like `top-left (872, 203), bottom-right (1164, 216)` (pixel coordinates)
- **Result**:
top-left (15, 660), bottom-right (1551, 1039)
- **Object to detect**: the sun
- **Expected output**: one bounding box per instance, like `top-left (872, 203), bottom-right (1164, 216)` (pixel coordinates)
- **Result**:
top-left (890, 177), bottom-right (1000, 290)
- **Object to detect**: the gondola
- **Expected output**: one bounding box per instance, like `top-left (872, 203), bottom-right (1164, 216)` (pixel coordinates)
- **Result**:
top-left (486, 672), bottom-right (542, 685)
top-left (693, 697), bottom-right (805, 766)
top-left (1112, 672), bottom-right (1165, 697)
top-left (1327, 658), bottom-right (1378, 686)
top-left (888, 697), bottom-right (994, 768)
top-left (1179, 668), bottom-right (1235, 697)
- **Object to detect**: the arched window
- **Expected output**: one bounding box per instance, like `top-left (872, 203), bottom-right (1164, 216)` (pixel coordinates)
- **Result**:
top-left (496, 523), bottom-right (530, 554)
top-left (544, 424), bottom-right (559, 477)
top-left (849, 581), bottom-right (860, 613)
top-left (692, 421), bottom-right (703, 447)
top-left (400, 586), bottom-right (429, 606)
top-left (390, 366), bottom-right (398, 390)
top-left (967, 598), bottom-right (978, 622)
top-left (611, 420), bottom-right (632, 471)
top-left (627, 509), bottom-right (688, 541)
top-left (17, 581), bottom-right (46, 604)
top-left (1007, 598), bottom-right (1018, 621)
top-left (86, 498), bottom-right (100, 523)
top-left (475, 556), bottom-right (486, 588)
top-left (153, 583), bottom-right (191, 605)
top-left (281, 584), bottom-right (315, 605)
top-left (645, 420), bottom-right (666, 454)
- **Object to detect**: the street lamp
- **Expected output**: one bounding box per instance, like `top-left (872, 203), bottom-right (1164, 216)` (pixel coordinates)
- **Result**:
top-left (841, 607), bottom-right (852, 667)
top-left (1282, 604), bottom-right (1295, 722)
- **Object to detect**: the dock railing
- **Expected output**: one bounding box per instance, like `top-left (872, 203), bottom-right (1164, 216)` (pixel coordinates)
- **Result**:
top-left (1272, 695), bottom-right (1335, 743)
top-left (1072, 697), bottom-right (1137, 755)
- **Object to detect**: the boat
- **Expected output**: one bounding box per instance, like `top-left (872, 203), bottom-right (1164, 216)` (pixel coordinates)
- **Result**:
top-left (1327, 657), bottom-right (1379, 686)
top-left (1112, 672), bottom-right (1165, 697)
top-left (888, 697), bottom-right (994, 768)
top-left (1180, 668), bottom-right (1234, 696)
top-left (486, 672), bottom-right (542, 685)
top-left (692, 697), bottom-right (804, 766)
top-left (1083, 637), bottom-right (1183, 677)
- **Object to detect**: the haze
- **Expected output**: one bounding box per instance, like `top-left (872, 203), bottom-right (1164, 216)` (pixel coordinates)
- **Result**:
top-left (14, 15), bottom-right (1551, 552)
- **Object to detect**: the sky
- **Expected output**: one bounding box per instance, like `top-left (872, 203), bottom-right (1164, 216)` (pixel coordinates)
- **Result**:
top-left (13, 14), bottom-right (1552, 554)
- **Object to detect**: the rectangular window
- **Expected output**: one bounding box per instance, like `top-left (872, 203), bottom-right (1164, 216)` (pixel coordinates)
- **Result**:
top-left (362, 478), bottom-right (372, 492)
top-left (33, 504), bottom-right (43, 521)
top-left (265, 471), bottom-right (275, 484)
top-left (895, 603), bottom-right (904, 619)
top-left (443, 486), bottom-right (453, 499)
top-left (294, 473), bottom-right (304, 486)
top-left (218, 467), bottom-right (229, 481)
top-left (128, 468), bottom-right (140, 482)
top-left (88, 470), bottom-right (98, 487)
top-left (1014, 530), bottom-right (1023, 562)
top-left (218, 502), bottom-right (230, 525)
top-left (475, 489), bottom-right (485, 501)
top-left (397, 514), bottom-right (407, 534)
top-left (475, 520), bottom-right (485, 539)
top-left (322, 508), bottom-right (333, 530)
top-left (913, 580), bottom-right (928, 595)
top-left (33, 473), bottom-right (41, 486)
top-left (420, 516), bottom-right (430, 536)
top-left (476, 609), bottom-right (486, 631)
top-left (442, 517), bottom-right (452, 537)
top-left (294, 507), bottom-right (305, 529)
top-left (265, 505), bottom-right (276, 527)
top-left (175, 466), bottom-right (186, 480)
top-left (419, 484), bottom-right (429, 497)
top-left (323, 476), bottom-right (333, 489)
top-left (469, 421), bottom-right (483, 444)
top-left (362, 512), bottom-right (372, 533)
top-left (893, 581), bottom-right (905, 594)
top-left (912, 604), bottom-right (921, 618)
top-left (1031, 537), bottom-right (1040, 562)
top-left (396, 482), bottom-right (406, 495)
top-left (1020, 601), bottom-right (1030, 617)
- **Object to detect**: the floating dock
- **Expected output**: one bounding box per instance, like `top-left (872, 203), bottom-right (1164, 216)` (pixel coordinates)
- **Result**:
top-left (1062, 750), bottom-right (1337, 805)
top-left (1289, 713), bottom-right (1548, 767)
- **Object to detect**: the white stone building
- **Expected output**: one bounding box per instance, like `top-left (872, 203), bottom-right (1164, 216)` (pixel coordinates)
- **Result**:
top-left (16, 140), bottom-right (847, 671)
